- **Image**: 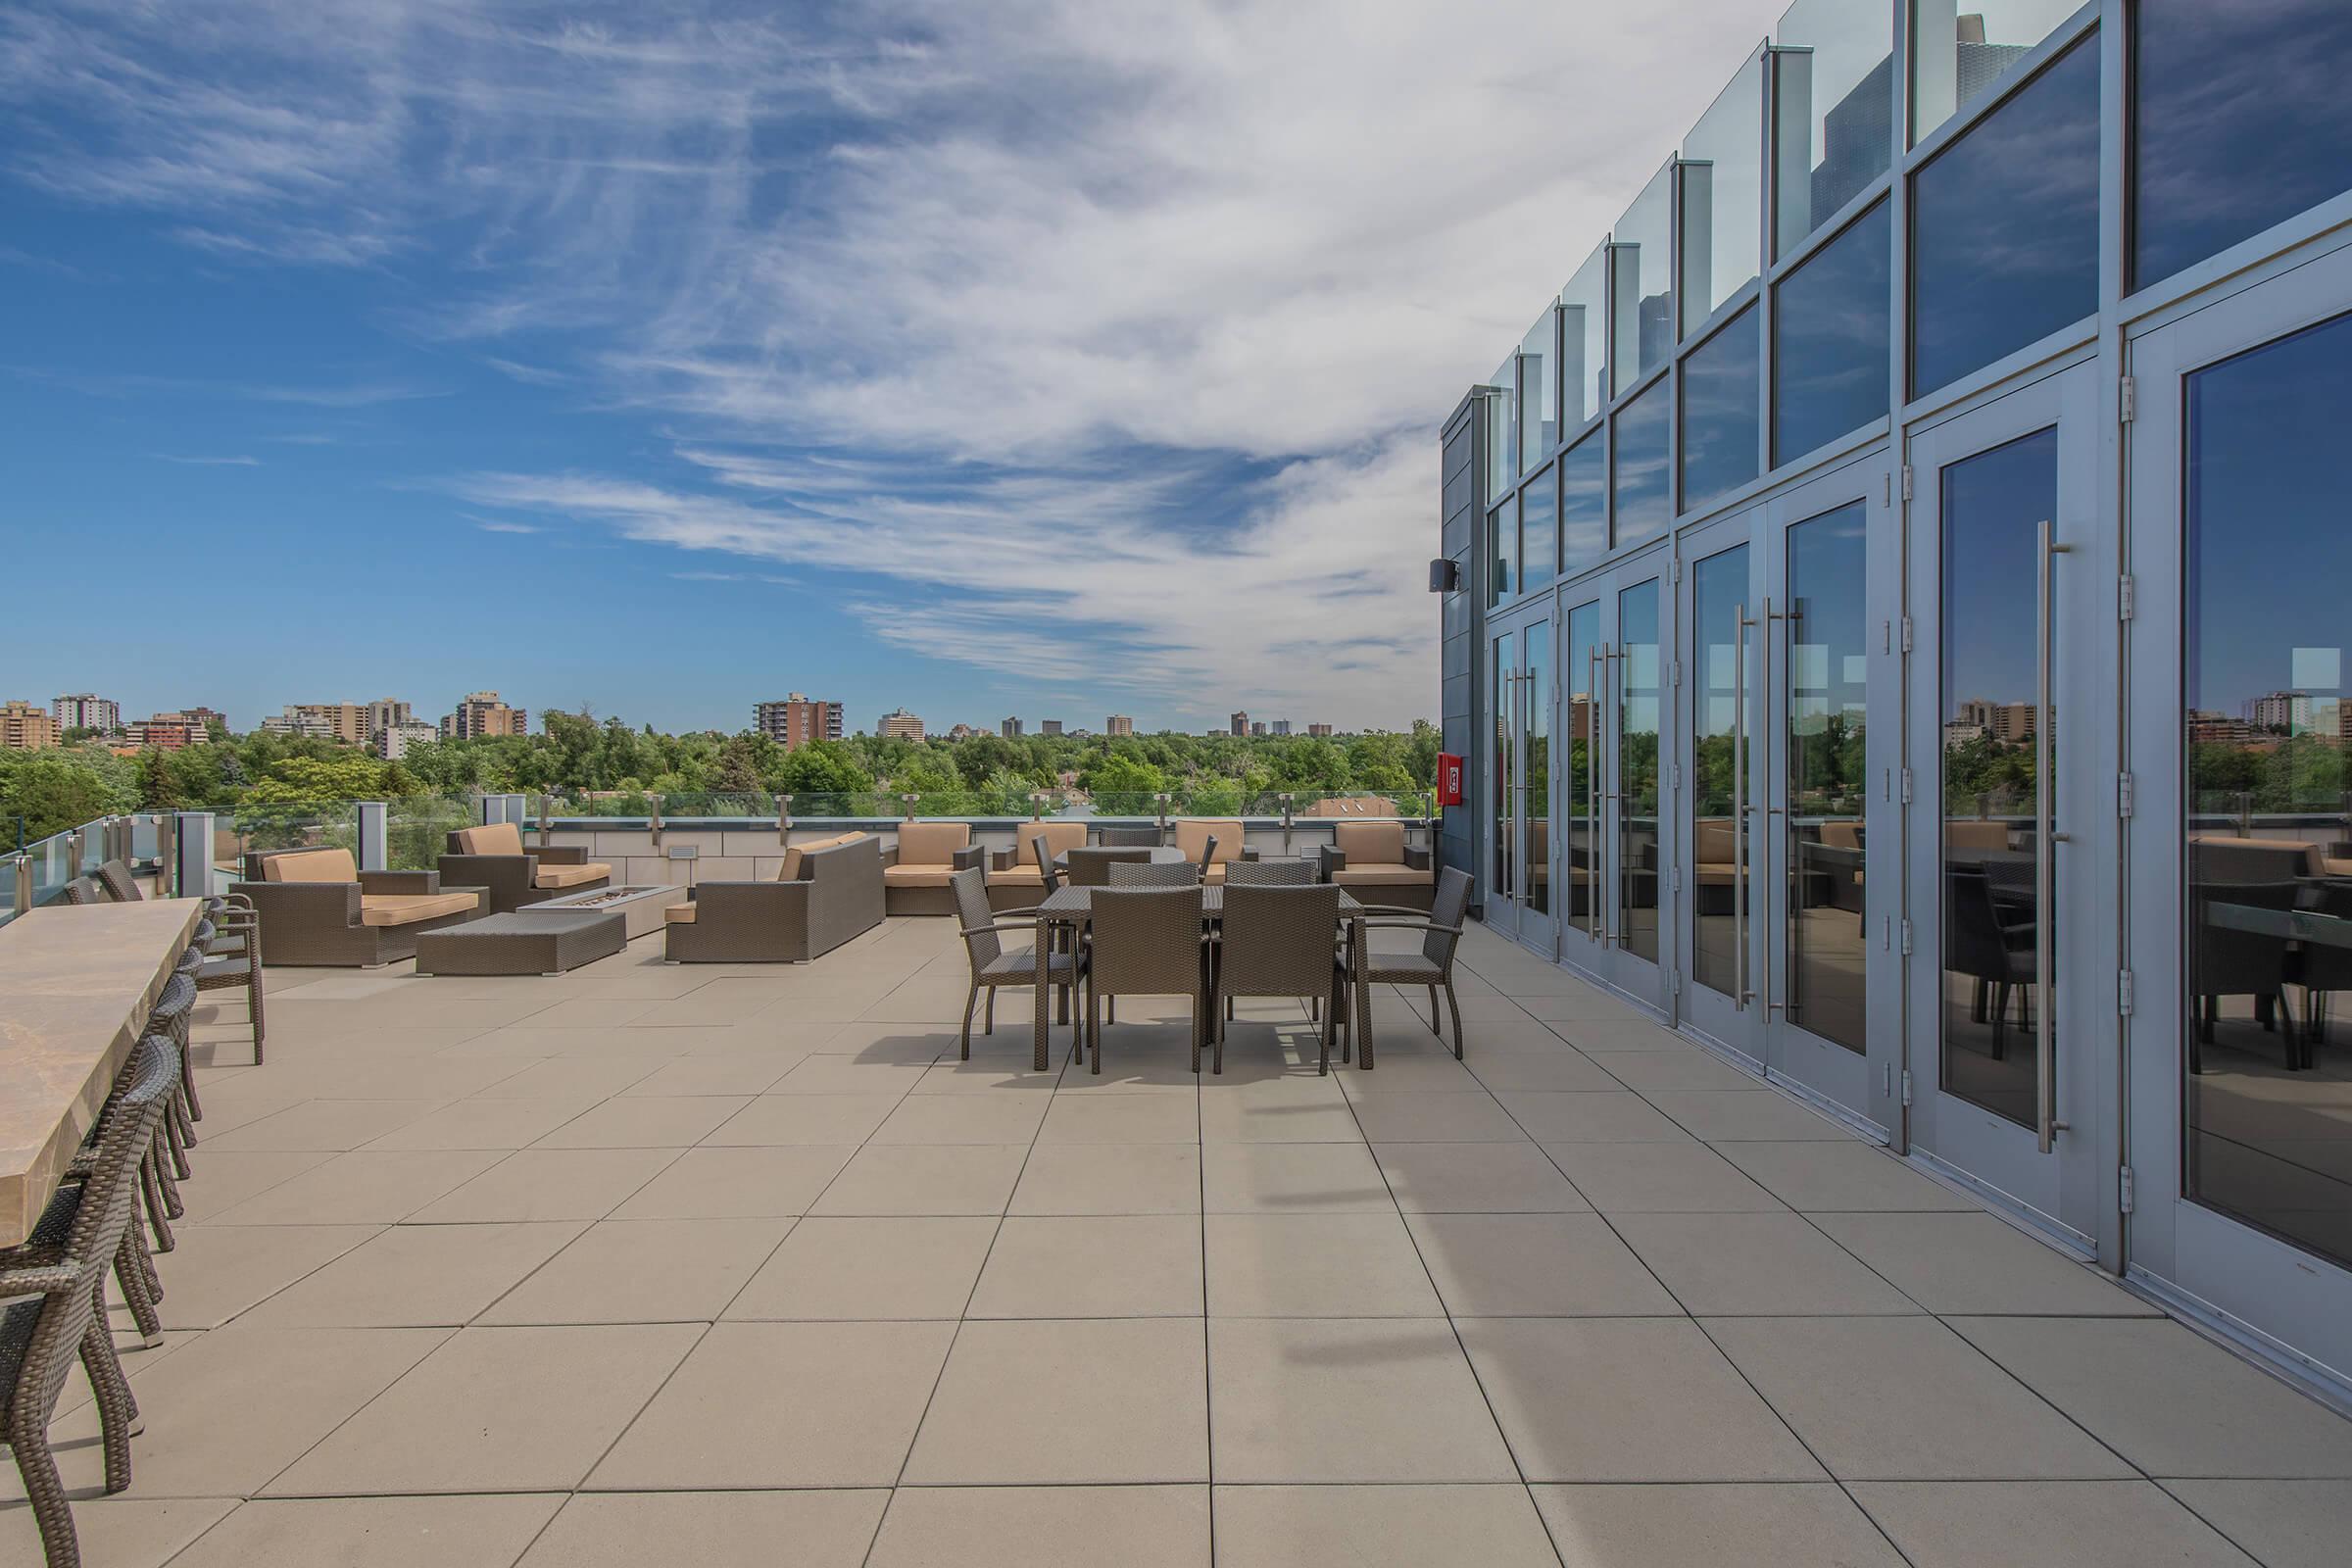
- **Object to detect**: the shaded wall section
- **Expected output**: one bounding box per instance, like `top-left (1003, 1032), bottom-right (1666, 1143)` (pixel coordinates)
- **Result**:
top-left (1438, 389), bottom-right (1490, 910)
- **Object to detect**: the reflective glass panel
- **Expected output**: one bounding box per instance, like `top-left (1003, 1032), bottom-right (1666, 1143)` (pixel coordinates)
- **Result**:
top-left (1786, 501), bottom-right (1869, 1053)
top-left (1910, 32), bottom-right (2099, 398)
top-left (1681, 54), bottom-right (1765, 333)
top-left (2133, 0), bottom-right (2352, 292)
top-left (1488, 355), bottom-right (1516, 498)
top-left (1611, 380), bottom-right (1671, 549)
top-left (1526, 622), bottom-right (1552, 917)
top-left (1773, 0), bottom-right (1894, 257)
top-left (1489, 493), bottom-right (1518, 608)
top-left (1691, 544), bottom-right (1751, 998)
top-left (1914, 0), bottom-right (2083, 143)
top-left (1565, 601), bottom-right (1602, 939)
top-left (1559, 244), bottom-right (1610, 428)
top-left (1612, 165), bottom-right (1676, 394)
top-left (1773, 200), bottom-right (1891, 466)
top-left (1518, 307), bottom-right (1557, 473)
top-left (1938, 428), bottom-right (2056, 1126)
top-left (1680, 303), bottom-right (1761, 513)
top-left (1619, 578), bottom-right (1664, 963)
top-left (1522, 465), bottom-right (1557, 591)
top-left (1494, 639), bottom-right (1515, 906)
top-left (1560, 430), bottom-right (1606, 579)
top-left (1571, 606), bottom-right (1608, 940)
top-left (2183, 310), bottom-right (2352, 1270)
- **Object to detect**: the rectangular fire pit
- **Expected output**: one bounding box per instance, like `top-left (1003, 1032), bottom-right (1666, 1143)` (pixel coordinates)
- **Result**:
top-left (520, 884), bottom-right (690, 941)
top-left (415, 910), bottom-right (627, 976)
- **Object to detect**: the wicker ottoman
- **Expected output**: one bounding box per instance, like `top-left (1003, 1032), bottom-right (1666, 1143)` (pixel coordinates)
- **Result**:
top-left (414, 910), bottom-right (626, 975)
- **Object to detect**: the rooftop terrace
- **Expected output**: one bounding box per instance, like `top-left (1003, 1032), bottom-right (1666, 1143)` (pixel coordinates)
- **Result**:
top-left (7, 909), bottom-right (2350, 1567)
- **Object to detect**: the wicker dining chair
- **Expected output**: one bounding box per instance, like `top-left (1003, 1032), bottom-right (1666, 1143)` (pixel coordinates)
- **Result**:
top-left (1211, 883), bottom-right (1346, 1074)
top-left (1064, 847), bottom-right (1152, 887)
top-left (1082, 886), bottom-right (1211, 1074)
top-left (1, 1031), bottom-right (179, 1568)
top-left (1096, 825), bottom-right (1163, 848)
top-left (1195, 833), bottom-right (1221, 876)
top-left (65, 1023), bottom-right (181, 1344)
top-left (1332, 866), bottom-right (1475, 1061)
top-left (1105, 859), bottom-right (1201, 889)
top-left (1224, 858), bottom-right (1317, 887)
top-left (950, 867), bottom-right (1082, 1060)
top-left (188, 902), bottom-right (265, 1065)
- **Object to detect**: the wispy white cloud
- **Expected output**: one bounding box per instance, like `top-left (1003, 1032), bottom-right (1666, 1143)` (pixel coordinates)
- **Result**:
top-left (669, 569), bottom-right (796, 585)
top-left (151, 452), bottom-right (260, 466)
top-left (466, 516), bottom-right (542, 534)
top-left (15, 366), bottom-right (447, 407)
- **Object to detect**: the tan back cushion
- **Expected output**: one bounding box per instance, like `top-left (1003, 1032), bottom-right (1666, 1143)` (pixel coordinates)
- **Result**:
top-left (1172, 819), bottom-right (1244, 863)
top-left (1690, 818), bottom-right (1737, 864)
top-left (1819, 820), bottom-right (1861, 850)
top-left (454, 822), bottom-right (525, 856)
top-left (779, 831), bottom-right (866, 880)
top-left (269, 848), bottom-right (358, 883)
top-left (895, 822), bottom-right (969, 866)
top-left (1945, 820), bottom-right (2011, 852)
top-left (1333, 821), bottom-right (1406, 865)
top-left (1016, 821), bottom-right (1089, 865)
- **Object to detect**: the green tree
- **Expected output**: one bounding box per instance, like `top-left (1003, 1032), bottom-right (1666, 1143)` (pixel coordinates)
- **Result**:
top-left (240, 753), bottom-right (394, 807)
top-left (1079, 754), bottom-right (1166, 798)
top-left (770, 741), bottom-right (874, 798)
top-left (136, 749), bottom-right (184, 810)
top-left (0, 749), bottom-right (138, 842)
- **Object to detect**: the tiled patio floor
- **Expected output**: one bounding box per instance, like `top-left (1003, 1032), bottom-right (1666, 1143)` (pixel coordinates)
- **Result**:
top-left (8, 918), bottom-right (2351, 1566)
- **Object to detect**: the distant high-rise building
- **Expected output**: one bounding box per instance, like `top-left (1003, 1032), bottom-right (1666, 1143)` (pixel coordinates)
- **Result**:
top-left (877, 708), bottom-right (925, 742)
top-left (754, 693), bottom-right (844, 750)
top-left (1, 700), bottom-right (60, 750)
top-left (1230, 711), bottom-right (1249, 737)
top-left (1105, 715), bottom-right (1134, 737)
top-left (125, 713), bottom-right (198, 750)
top-left (1306, 722), bottom-right (1334, 738)
top-left (52, 694), bottom-right (121, 733)
top-left (376, 721), bottom-right (440, 760)
top-left (273, 703), bottom-right (368, 746)
top-left (1269, 719), bottom-right (1292, 737)
top-left (443, 691), bottom-right (526, 740)
top-left (1002, 717), bottom-right (1023, 739)
top-left (366, 699), bottom-right (413, 740)
top-left (1041, 719), bottom-right (1063, 737)
top-left (2246, 690), bottom-right (2314, 734)
top-left (177, 707), bottom-right (228, 735)
top-left (1250, 721), bottom-right (1267, 737)
top-left (259, 709), bottom-right (342, 741)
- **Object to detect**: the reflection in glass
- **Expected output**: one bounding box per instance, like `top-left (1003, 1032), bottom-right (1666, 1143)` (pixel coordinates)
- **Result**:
top-left (1488, 354), bottom-right (1516, 499)
top-left (1681, 54), bottom-right (1765, 333)
top-left (1938, 428), bottom-right (2056, 1126)
top-left (1558, 244), bottom-right (1610, 428)
top-left (1489, 493), bottom-right (1517, 608)
top-left (1566, 601), bottom-right (1602, 939)
top-left (2133, 1), bottom-right (2352, 292)
top-left (1914, 0), bottom-right (2082, 143)
top-left (1612, 381), bottom-right (1671, 549)
top-left (1680, 304), bottom-right (1761, 514)
top-left (2183, 310), bottom-right (2352, 1271)
top-left (1691, 546), bottom-right (1750, 998)
top-left (1518, 307), bottom-right (1557, 472)
top-left (1526, 623), bottom-right (1552, 917)
top-left (1494, 639), bottom-right (1515, 908)
top-left (1521, 465), bottom-right (1557, 592)
top-left (1612, 166), bottom-right (1676, 393)
top-left (1787, 502), bottom-right (1869, 1052)
top-left (1911, 32), bottom-right (2099, 398)
top-left (1772, 0), bottom-right (1894, 257)
top-left (1560, 431), bottom-right (1606, 580)
top-left (1774, 200), bottom-right (1890, 466)
top-left (1619, 579), bottom-right (1663, 964)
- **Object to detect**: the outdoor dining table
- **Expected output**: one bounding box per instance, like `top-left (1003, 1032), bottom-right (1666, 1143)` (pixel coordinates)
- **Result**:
top-left (1049, 845), bottom-right (1190, 871)
top-left (0, 897), bottom-right (203, 1247)
top-left (1028, 883), bottom-right (1375, 1072)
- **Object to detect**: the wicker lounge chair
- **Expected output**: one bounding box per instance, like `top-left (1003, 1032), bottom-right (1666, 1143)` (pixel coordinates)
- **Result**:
top-left (1332, 866), bottom-right (1474, 1063)
top-left (1170, 818), bottom-right (1251, 884)
top-left (950, 867), bottom-right (1081, 1060)
top-left (664, 834), bottom-right (886, 962)
top-left (1082, 886), bottom-right (1211, 1075)
top-left (987, 820), bottom-right (1088, 910)
top-left (232, 848), bottom-right (485, 967)
top-left (882, 822), bottom-right (986, 915)
top-left (439, 822), bottom-right (611, 914)
top-left (1317, 821), bottom-right (1436, 911)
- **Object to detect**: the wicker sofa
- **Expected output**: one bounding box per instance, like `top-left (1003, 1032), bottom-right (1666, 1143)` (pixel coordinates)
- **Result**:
top-left (438, 821), bottom-right (612, 914)
top-left (882, 822), bottom-right (986, 915)
top-left (232, 848), bottom-right (486, 967)
top-left (663, 833), bottom-right (885, 962)
top-left (986, 820), bottom-right (1089, 909)
top-left (1316, 820), bottom-right (1436, 910)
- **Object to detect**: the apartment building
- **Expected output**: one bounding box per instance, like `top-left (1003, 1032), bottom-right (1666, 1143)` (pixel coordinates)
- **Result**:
top-left (1229, 711), bottom-right (1248, 737)
top-left (124, 713), bottom-right (197, 750)
top-left (1, 700), bottom-right (60, 750)
top-left (1040, 719), bottom-right (1063, 737)
top-left (51, 694), bottom-right (120, 733)
top-left (754, 693), bottom-right (844, 750)
top-left (442, 691), bottom-right (527, 740)
top-left (1105, 715), bottom-right (1134, 737)
top-left (1001, 717), bottom-right (1023, 739)
top-left (1306, 722), bottom-right (1334, 738)
top-left (375, 721), bottom-right (440, 760)
top-left (876, 708), bottom-right (924, 742)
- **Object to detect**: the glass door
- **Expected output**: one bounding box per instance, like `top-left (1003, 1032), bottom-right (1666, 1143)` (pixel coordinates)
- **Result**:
top-left (1906, 362), bottom-right (2112, 1246)
top-left (1681, 512), bottom-right (1762, 1059)
top-left (2126, 253), bottom-right (2352, 1381)
top-left (1561, 594), bottom-right (1606, 968)
top-left (1487, 609), bottom-right (1558, 955)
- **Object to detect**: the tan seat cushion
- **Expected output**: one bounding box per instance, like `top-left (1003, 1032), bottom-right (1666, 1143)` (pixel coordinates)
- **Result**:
top-left (1172, 819), bottom-right (1244, 864)
top-left (1332, 821), bottom-right (1406, 865)
top-left (1011, 821), bottom-right (1089, 865)
top-left (1201, 862), bottom-right (1228, 886)
top-left (452, 822), bottom-right (526, 856)
top-left (988, 865), bottom-right (1047, 887)
top-left (663, 903), bottom-right (699, 924)
top-left (535, 862), bottom-right (611, 889)
top-left (884, 865), bottom-right (954, 889)
top-left (1695, 863), bottom-right (1740, 885)
top-left (360, 892), bottom-right (478, 927)
top-left (1945, 820), bottom-right (2011, 852)
top-left (894, 822), bottom-right (969, 867)
top-left (1331, 864), bottom-right (1431, 887)
top-left (780, 831), bottom-right (866, 880)
top-left (266, 848), bottom-right (358, 884)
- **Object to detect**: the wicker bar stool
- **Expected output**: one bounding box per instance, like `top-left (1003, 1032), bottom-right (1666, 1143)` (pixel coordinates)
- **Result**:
top-left (1082, 887), bottom-right (1211, 1075)
top-left (2, 1032), bottom-right (180, 1568)
top-left (1212, 883), bottom-right (1347, 1074)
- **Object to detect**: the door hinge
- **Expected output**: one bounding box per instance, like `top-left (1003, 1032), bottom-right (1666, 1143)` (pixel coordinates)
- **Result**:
top-left (1899, 614), bottom-right (1915, 654)
top-left (1673, 557), bottom-right (1684, 583)
top-left (1669, 968), bottom-right (1682, 996)
top-left (1899, 767), bottom-right (1915, 805)
top-left (1671, 864), bottom-right (1682, 894)
top-left (2118, 573), bottom-right (2136, 621)
top-left (2119, 374), bottom-right (2136, 423)
top-left (2119, 1163), bottom-right (2136, 1214)
top-left (2118, 968), bottom-right (2135, 1015)
top-left (1900, 464), bottom-right (1915, 502)
top-left (2117, 770), bottom-right (2135, 818)
top-left (1672, 658), bottom-right (1682, 689)
top-left (1900, 1068), bottom-right (1914, 1107)
top-left (1899, 918), bottom-right (1915, 956)
top-left (1672, 761), bottom-right (1682, 790)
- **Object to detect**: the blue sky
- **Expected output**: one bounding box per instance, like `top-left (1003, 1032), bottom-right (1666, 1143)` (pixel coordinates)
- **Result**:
top-left (0, 1), bottom-right (1775, 736)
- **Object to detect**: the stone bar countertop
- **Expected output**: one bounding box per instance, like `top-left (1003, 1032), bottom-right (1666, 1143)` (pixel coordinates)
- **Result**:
top-left (0, 898), bottom-right (202, 1247)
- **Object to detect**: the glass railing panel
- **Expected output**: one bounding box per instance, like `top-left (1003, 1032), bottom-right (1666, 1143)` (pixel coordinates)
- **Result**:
top-left (388, 795), bottom-right (476, 871)
top-left (1681, 49), bottom-right (1767, 333)
top-left (1773, 0), bottom-right (1895, 258)
top-left (1612, 163), bottom-right (1677, 393)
